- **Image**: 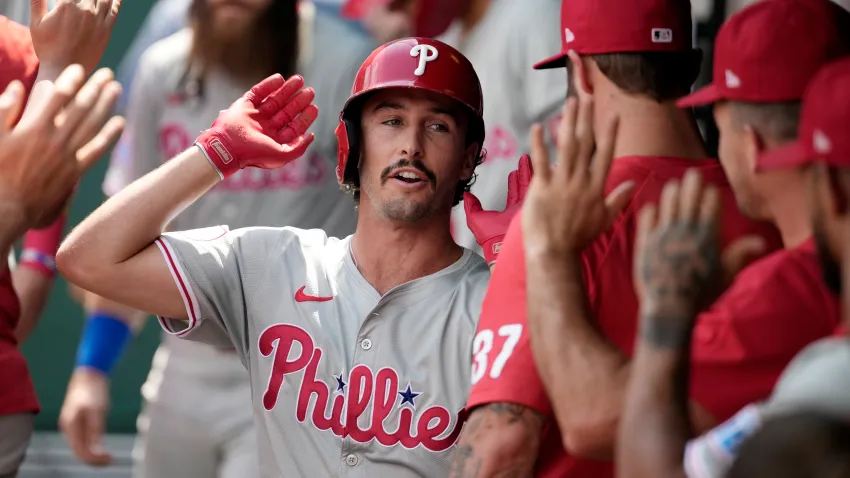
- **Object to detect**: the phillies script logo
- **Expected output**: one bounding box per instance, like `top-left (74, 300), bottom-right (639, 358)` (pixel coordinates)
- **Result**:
top-left (259, 324), bottom-right (467, 452)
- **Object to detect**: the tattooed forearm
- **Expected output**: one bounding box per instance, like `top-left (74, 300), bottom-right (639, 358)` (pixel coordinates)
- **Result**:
top-left (449, 403), bottom-right (544, 478)
top-left (638, 308), bottom-right (699, 350)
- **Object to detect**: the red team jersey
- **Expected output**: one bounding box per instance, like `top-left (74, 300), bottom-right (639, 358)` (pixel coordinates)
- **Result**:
top-left (0, 16), bottom-right (41, 415)
top-left (465, 156), bottom-right (843, 478)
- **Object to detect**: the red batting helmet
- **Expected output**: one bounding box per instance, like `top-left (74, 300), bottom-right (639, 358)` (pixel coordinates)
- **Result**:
top-left (335, 37), bottom-right (485, 185)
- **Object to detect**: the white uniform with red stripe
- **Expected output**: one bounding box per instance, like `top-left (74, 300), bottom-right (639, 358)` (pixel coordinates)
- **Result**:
top-left (155, 227), bottom-right (489, 477)
top-left (438, 0), bottom-right (566, 253)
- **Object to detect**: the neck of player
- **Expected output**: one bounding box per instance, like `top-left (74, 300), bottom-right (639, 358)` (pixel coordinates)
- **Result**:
top-left (765, 175), bottom-right (812, 249)
top-left (607, 97), bottom-right (709, 160)
top-left (351, 207), bottom-right (462, 296)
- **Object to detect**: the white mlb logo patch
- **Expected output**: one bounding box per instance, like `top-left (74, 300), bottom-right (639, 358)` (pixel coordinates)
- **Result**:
top-left (652, 28), bottom-right (673, 43)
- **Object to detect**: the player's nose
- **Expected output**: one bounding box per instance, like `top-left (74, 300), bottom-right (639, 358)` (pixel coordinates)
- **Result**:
top-left (397, 125), bottom-right (425, 160)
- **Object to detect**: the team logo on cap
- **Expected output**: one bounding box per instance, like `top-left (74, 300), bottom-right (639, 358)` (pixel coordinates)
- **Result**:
top-left (651, 28), bottom-right (673, 43)
top-left (411, 44), bottom-right (439, 76)
top-left (813, 129), bottom-right (832, 154)
top-left (725, 70), bottom-right (742, 89)
top-left (564, 28), bottom-right (575, 43)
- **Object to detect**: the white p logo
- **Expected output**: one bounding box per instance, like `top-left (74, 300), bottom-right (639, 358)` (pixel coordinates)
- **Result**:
top-left (410, 44), bottom-right (439, 76)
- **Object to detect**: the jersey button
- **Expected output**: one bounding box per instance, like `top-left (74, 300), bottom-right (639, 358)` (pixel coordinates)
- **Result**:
top-left (360, 338), bottom-right (373, 350)
top-left (345, 454), bottom-right (359, 466)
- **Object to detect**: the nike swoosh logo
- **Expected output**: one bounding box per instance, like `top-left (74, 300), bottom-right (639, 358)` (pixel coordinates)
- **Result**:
top-left (295, 286), bottom-right (333, 303)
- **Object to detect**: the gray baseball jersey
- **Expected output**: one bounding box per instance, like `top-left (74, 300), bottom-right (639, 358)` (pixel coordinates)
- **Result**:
top-left (439, 0), bottom-right (566, 252)
top-left (103, 7), bottom-right (374, 379)
top-left (154, 226), bottom-right (490, 477)
top-left (684, 335), bottom-right (850, 478)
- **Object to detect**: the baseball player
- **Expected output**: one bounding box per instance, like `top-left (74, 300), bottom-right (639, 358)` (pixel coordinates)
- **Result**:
top-left (448, 0), bottom-right (794, 476)
top-left (0, 1), bottom-right (124, 475)
top-left (58, 37), bottom-right (507, 477)
top-left (616, 6), bottom-right (850, 478)
top-left (342, 0), bottom-right (565, 257)
top-left (58, 1), bottom-right (376, 476)
top-left (618, 57), bottom-right (850, 478)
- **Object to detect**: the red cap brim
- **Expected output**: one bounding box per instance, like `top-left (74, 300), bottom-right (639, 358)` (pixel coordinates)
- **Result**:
top-left (756, 140), bottom-right (809, 172)
top-left (676, 83), bottom-right (723, 108)
top-left (533, 51), bottom-right (568, 70)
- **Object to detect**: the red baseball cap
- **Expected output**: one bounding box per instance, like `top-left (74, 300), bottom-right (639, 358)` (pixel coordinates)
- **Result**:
top-left (758, 57), bottom-right (850, 171)
top-left (534, 0), bottom-right (693, 70)
top-left (677, 0), bottom-right (849, 108)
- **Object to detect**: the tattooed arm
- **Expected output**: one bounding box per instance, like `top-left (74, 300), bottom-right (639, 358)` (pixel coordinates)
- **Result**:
top-left (617, 171), bottom-right (763, 478)
top-left (449, 403), bottom-right (545, 478)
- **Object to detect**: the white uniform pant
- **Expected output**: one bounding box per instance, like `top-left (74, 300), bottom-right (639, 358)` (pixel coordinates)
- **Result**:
top-left (132, 342), bottom-right (256, 478)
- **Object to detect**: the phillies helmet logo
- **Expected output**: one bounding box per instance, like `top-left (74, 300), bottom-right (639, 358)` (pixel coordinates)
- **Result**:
top-left (259, 324), bottom-right (466, 452)
top-left (410, 44), bottom-right (439, 76)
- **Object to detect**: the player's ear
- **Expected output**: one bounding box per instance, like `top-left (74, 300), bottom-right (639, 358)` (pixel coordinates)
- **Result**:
top-left (571, 53), bottom-right (594, 96)
top-left (460, 142), bottom-right (479, 181)
top-left (741, 124), bottom-right (764, 174)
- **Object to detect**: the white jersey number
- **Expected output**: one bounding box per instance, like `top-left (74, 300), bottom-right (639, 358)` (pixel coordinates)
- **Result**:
top-left (470, 324), bottom-right (523, 384)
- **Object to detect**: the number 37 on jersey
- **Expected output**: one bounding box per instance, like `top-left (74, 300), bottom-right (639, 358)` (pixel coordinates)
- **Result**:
top-left (470, 324), bottom-right (523, 385)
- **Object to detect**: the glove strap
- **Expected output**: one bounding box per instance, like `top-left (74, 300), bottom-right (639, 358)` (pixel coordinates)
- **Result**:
top-left (75, 313), bottom-right (132, 376)
top-left (194, 130), bottom-right (239, 180)
top-left (481, 236), bottom-right (504, 266)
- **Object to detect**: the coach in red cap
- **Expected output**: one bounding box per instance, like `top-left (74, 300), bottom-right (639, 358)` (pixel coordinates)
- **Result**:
top-left (619, 55), bottom-right (850, 478)
top-left (449, 0), bottom-right (784, 476)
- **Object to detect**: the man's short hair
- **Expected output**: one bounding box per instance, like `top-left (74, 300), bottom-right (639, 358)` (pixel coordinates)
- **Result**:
top-left (568, 51), bottom-right (702, 102)
top-left (728, 100), bottom-right (802, 144)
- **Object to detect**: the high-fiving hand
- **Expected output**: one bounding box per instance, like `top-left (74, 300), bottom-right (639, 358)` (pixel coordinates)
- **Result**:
top-left (195, 74), bottom-right (318, 180)
top-left (0, 65), bottom-right (124, 236)
top-left (465, 154), bottom-right (533, 265)
top-left (30, 0), bottom-right (122, 77)
top-left (634, 170), bottom-right (765, 348)
top-left (521, 92), bottom-right (634, 259)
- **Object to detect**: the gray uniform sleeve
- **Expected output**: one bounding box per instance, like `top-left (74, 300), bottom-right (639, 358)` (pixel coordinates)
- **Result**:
top-left (102, 43), bottom-right (168, 197)
top-left (684, 337), bottom-right (850, 478)
top-left (154, 226), bottom-right (298, 358)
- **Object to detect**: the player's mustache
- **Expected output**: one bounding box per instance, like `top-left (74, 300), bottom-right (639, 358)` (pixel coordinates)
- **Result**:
top-left (380, 159), bottom-right (437, 186)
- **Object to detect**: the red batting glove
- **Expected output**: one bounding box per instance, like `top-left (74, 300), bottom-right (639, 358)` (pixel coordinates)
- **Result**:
top-left (465, 154), bottom-right (533, 265)
top-left (195, 74), bottom-right (319, 180)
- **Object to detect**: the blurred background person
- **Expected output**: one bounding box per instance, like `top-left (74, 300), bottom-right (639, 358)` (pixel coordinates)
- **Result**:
top-left (58, 0), bottom-right (374, 476)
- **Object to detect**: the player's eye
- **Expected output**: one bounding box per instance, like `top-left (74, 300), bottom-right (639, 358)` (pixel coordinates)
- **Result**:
top-left (429, 123), bottom-right (450, 133)
top-left (382, 118), bottom-right (402, 127)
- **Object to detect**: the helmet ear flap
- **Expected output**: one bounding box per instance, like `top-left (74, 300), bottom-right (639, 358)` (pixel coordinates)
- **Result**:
top-left (335, 117), bottom-right (362, 185)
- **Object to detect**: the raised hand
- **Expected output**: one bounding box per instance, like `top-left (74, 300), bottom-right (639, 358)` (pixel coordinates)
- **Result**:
top-left (195, 74), bottom-right (318, 180)
top-left (521, 94), bottom-right (634, 259)
top-left (0, 65), bottom-right (124, 235)
top-left (30, 0), bottom-right (122, 76)
top-left (634, 169), bottom-right (765, 348)
top-left (464, 154), bottom-right (533, 265)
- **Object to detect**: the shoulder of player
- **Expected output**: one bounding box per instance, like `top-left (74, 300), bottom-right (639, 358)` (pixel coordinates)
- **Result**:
top-left (138, 28), bottom-right (193, 75)
top-left (0, 16), bottom-right (37, 82)
top-left (705, 246), bottom-right (832, 317)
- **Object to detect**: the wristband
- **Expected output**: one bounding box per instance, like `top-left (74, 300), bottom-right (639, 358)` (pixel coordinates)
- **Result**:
top-left (75, 313), bottom-right (132, 376)
top-left (19, 215), bottom-right (65, 277)
top-left (481, 236), bottom-right (503, 266)
top-left (195, 133), bottom-right (238, 180)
